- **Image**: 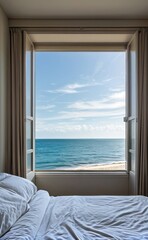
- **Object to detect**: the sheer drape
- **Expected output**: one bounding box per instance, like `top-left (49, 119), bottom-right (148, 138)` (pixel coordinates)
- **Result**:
top-left (7, 28), bottom-right (26, 177)
top-left (137, 29), bottom-right (148, 196)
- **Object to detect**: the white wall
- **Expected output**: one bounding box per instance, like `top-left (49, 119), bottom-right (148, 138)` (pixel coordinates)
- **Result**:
top-left (0, 5), bottom-right (8, 172)
top-left (36, 172), bottom-right (129, 195)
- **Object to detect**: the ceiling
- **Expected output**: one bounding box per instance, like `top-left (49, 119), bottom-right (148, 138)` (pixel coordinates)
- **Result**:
top-left (0, 0), bottom-right (148, 19)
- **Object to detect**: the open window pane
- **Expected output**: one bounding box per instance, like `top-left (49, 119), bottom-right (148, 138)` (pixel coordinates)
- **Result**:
top-left (129, 45), bottom-right (136, 116)
top-left (35, 52), bottom-right (126, 171)
top-left (27, 153), bottom-right (33, 173)
top-left (24, 32), bottom-right (35, 177)
top-left (26, 37), bottom-right (32, 117)
top-left (26, 51), bottom-right (31, 116)
top-left (129, 120), bottom-right (135, 150)
top-left (130, 151), bottom-right (135, 172)
top-left (26, 120), bottom-right (32, 150)
top-left (127, 32), bottom-right (138, 194)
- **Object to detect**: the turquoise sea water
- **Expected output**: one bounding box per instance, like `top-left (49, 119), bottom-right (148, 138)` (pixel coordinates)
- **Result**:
top-left (35, 139), bottom-right (125, 170)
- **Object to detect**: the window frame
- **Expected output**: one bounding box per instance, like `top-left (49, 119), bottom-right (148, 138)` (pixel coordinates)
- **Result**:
top-left (24, 32), bottom-right (35, 179)
top-left (24, 28), bottom-right (138, 175)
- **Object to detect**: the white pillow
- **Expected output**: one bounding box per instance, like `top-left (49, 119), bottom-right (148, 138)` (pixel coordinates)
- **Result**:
top-left (0, 187), bottom-right (29, 237)
top-left (0, 174), bottom-right (37, 202)
top-left (0, 173), bottom-right (9, 181)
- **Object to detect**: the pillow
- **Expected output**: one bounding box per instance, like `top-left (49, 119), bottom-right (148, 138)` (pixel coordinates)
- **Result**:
top-left (0, 187), bottom-right (29, 237)
top-left (0, 173), bottom-right (9, 181)
top-left (0, 174), bottom-right (37, 202)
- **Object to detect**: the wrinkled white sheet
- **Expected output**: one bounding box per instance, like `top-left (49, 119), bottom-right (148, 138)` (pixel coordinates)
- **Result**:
top-left (0, 187), bottom-right (29, 237)
top-left (36, 195), bottom-right (148, 240)
top-left (2, 193), bottom-right (148, 239)
top-left (1, 190), bottom-right (50, 240)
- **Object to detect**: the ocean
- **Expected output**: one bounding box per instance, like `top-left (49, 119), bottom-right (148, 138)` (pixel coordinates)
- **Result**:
top-left (35, 139), bottom-right (125, 170)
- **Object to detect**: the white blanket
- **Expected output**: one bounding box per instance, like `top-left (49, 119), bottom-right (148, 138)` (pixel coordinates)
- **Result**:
top-left (36, 195), bottom-right (148, 240)
top-left (2, 193), bottom-right (148, 239)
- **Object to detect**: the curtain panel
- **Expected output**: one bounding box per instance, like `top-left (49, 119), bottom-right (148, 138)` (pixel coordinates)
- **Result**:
top-left (137, 29), bottom-right (148, 196)
top-left (7, 28), bottom-right (26, 177)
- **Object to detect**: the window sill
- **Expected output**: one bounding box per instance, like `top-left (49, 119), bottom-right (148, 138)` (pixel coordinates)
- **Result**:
top-left (35, 170), bottom-right (128, 176)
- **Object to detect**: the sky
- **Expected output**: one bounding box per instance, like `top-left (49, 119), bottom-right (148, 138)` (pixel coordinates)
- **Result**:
top-left (35, 51), bottom-right (125, 139)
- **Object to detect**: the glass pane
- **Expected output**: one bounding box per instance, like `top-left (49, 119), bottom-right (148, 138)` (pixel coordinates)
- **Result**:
top-left (26, 38), bottom-right (32, 117)
top-left (130, 151), bottom-right (135, 172)
top-left (27, 153), bottom-right (33, 173)
top-left (26, 120), bottom-right (32, 150)
top-left (129, 44), bottom-right (136, 116)
top-left (129, 120), bottom-right (135, 150)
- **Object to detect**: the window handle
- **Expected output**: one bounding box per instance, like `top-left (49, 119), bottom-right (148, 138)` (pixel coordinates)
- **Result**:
top-left (123, 117), bottom-right (128, 122)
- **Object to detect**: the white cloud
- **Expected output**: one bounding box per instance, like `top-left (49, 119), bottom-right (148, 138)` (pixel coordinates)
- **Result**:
top-left (36, 120), bottom-right (125, 139)
top-left (36, 120), bottom-right (123, 133)
top-left (48, 82), bottom-right (101, 94)
top-left (36, 91), bottom-right (125, 124)
top-left (109, 88), bottom-right (123, 92)
top-left (68, 101), bottom-right (125, 111)
top-left (67, 91), bottom-right (125, 111)
top-left (37, 109), bottom-right (124, 122)
top-left (109, 91), bottom-right (125, 100)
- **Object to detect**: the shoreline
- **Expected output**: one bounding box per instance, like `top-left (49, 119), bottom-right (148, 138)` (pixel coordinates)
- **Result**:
top-left (60, 161), bottom-right (126, 171)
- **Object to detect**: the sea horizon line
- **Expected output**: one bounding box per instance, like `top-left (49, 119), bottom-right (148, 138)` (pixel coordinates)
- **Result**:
top-left (35, 138), bottom-right (125, 140)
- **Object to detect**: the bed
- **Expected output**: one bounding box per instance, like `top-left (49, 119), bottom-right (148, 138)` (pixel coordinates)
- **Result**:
top-left (0, 173), bottom-right (148, 239)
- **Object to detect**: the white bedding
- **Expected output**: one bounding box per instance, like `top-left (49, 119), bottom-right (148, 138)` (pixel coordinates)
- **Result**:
top-left (36, 195), bottom-right (148, 240)
top-left (2, 193), bottom-right (148, 240)
top-left (1, 190), bottom-right (50, 240)
top-left (0, 187), bottom-right (29, 237)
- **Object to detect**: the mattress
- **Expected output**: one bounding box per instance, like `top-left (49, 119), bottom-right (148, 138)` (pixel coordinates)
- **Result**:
top-left (2, 191), bottom-right (148, 240)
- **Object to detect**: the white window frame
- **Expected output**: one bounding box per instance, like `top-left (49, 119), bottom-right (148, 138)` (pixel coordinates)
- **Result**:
top-left (24, 32), bottom-right (35, 180)
top-left (24, 28), bottom-right (138, 176)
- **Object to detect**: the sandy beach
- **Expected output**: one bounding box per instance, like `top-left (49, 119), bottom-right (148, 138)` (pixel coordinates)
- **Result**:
top-left (68, 162), bottom-right (126, 171)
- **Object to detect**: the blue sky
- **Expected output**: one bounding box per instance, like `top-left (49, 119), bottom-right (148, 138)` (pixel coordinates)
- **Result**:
top-left (35, 51), bottom-right (125, 139)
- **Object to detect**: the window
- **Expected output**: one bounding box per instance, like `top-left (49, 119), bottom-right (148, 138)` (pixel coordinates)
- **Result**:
top-left (24, 30), bottom-right (138, 176)
top-left (25, 33), bottom-right (35, 176)
top-left (35, 51), bottom-right (126, 171)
